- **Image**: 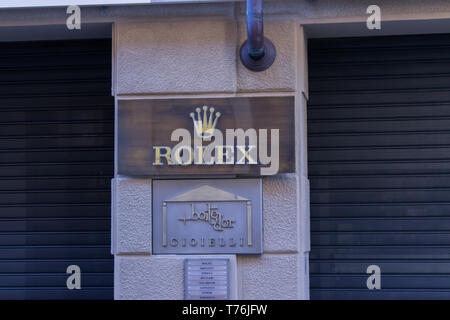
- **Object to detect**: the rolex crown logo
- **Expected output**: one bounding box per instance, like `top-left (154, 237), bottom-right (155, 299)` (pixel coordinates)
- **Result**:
top-left (190, 106), bottom-right (221, 139)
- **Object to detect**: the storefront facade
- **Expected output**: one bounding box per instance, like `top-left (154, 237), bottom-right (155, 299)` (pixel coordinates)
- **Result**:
top-left (1, 0), bottom-right (450, 299)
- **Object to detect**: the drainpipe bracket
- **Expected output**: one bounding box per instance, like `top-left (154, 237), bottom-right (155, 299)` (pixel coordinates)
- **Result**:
top-left (240, 37), bottom-right (276, 72)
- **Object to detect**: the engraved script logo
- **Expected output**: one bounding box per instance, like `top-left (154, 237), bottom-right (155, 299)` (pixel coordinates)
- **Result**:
top-left (179, 203), bottom-right (235, 232)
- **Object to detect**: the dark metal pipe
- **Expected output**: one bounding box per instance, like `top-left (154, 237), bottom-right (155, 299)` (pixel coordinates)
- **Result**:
top-left (240, 0), bottom-right (276, 72)
top-left (247, 0), bottom-right (265, 60)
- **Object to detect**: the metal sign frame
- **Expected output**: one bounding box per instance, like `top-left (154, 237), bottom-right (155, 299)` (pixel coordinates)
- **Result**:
top-left (152, 179), bottom-right (263, 255)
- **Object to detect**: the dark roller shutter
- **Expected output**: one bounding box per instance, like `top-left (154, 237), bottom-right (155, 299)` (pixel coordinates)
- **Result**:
top-left (0, 39), bottom-right (114, 299)
top-left (308, 34), bottom-right (450, 299)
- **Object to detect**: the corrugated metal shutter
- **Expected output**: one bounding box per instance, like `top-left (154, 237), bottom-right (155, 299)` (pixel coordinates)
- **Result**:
top-left (0, 39), bottom-right (114, 299)
top-left (308, 34), bottom-right (450, 299)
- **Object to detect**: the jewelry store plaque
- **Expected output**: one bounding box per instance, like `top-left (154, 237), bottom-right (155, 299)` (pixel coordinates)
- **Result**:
top-left (153, 179), bottom-right (262, 255)
top-left (185, 259), bottom-right (230, 300)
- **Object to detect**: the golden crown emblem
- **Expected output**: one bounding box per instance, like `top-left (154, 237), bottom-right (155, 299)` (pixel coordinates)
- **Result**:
top-left (190, 106), bottom-right (221, 139)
